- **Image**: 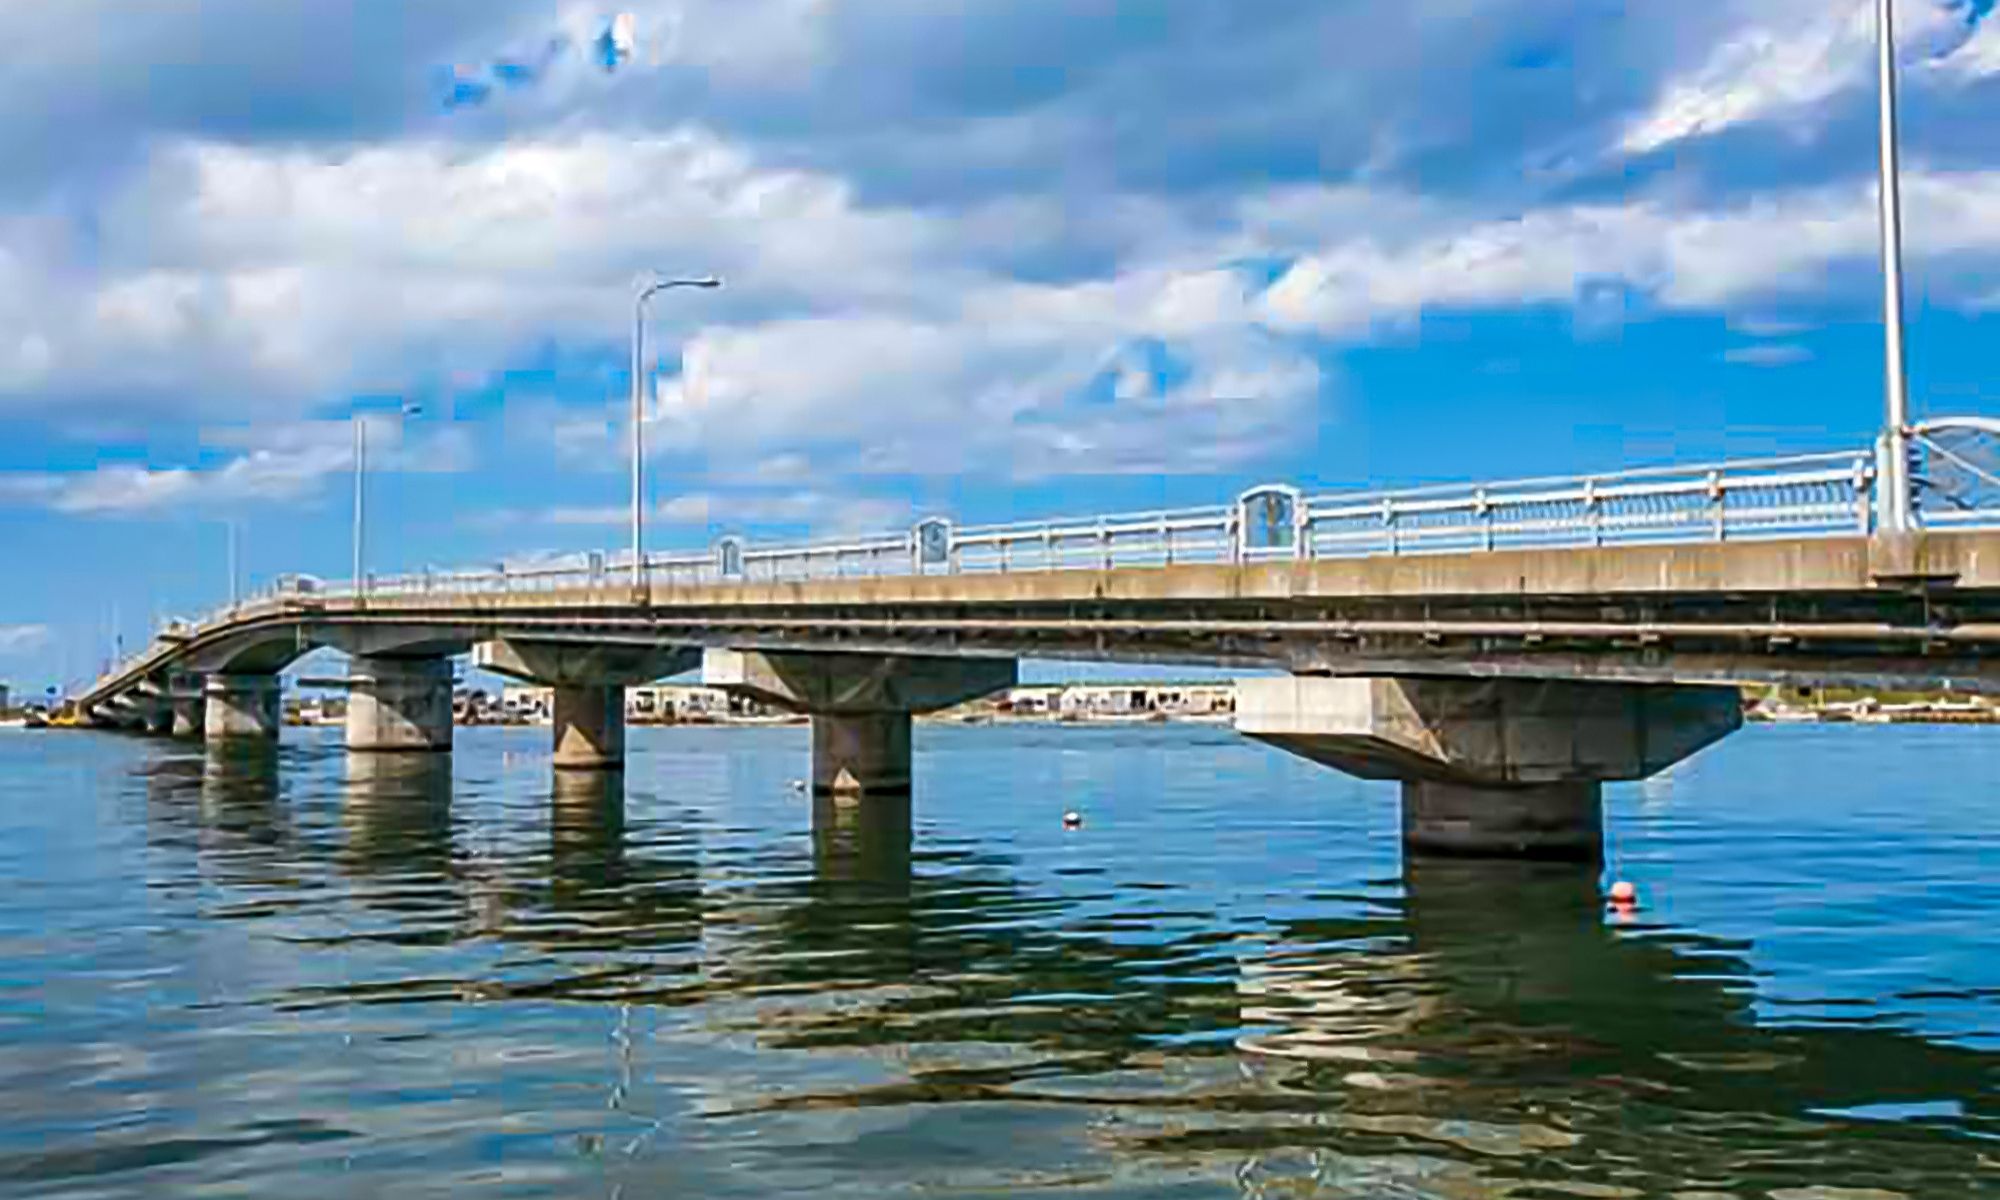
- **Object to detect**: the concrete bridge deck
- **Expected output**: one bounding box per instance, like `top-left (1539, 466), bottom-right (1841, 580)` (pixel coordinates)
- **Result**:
top-left (69, 445), bottom-right (2000, 863)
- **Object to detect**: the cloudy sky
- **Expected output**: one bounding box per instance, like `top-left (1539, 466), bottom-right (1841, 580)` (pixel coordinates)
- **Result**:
top-left (3, 0), bottom-right (2000, 691)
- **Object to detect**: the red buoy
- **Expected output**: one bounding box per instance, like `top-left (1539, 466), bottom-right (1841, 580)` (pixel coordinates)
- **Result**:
top-left (1608, 880), bottom-right (1639, 906)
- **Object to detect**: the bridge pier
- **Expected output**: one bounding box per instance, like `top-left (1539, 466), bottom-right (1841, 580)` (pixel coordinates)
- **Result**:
top-left (704, 649), bottom-right (1017, 798)
top-left (552, 684), bottom-right (625, 771)
top-left (169, 674), bottom-right (207, 739)
top-left (1238, 676), bottom-right (1742, 862)
top-left (346, 656), bottom-right (455, 754)
top-left (812, 712), bottom-right (915, 796)
top-left (1401, 780), bottom-right (1604, 860)
top-left (205, 674), bottom-right (282, 746)
top-left (474, 640), bottom-right (699, 772)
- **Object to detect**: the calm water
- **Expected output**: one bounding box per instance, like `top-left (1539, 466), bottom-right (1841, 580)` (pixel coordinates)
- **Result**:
top-left (0, 722), bottom-right (1996, 1198)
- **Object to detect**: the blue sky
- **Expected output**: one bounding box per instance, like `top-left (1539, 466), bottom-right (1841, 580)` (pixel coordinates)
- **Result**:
top-left (4, 0), bottom-right (2000, 693)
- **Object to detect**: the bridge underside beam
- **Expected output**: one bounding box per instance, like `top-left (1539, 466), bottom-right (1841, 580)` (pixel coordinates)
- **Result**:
top-left (1238, 676), bottom-right (1743, 862)
top-left (705, 649), bottom-right (1016, 797)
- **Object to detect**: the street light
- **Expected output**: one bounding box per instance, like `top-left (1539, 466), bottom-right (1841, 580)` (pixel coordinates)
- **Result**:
top-left (353, 401), bottom-right (424, 598)
top-left (1876, 0), bottom-right (1914, 533)
top-left (631, 275), bottom-right (722, 592)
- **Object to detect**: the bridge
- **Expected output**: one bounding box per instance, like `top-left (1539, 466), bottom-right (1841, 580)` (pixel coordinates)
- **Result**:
top-left (73, 430), bottom-right (2000, 863)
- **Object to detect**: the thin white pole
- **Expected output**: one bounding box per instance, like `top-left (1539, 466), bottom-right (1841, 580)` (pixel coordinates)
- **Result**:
top-left (631, 298), bottom-right (646, 592)
top-left (227, 520), bottom-right (239, 606)
top-left (630, 277), bottom-right (721, 593)
top-left (1876, 0), bottom-right (1914, 534)
top-left (353, 414), bottom-right (367, 595)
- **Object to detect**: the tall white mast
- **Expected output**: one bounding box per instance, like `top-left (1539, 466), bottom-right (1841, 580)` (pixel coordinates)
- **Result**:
top-left (1876, 0), bottom-right (1914, 533)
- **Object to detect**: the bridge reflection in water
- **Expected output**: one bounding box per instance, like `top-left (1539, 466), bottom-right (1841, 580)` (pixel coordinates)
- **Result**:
top-left (128, 742), bottom-right (1999, 1198)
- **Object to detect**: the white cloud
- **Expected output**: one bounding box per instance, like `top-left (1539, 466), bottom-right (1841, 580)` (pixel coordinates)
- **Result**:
top-left (648, 262), bottom-right (1321, 478)
top-left (1257, 171), bottom-right (2000, 332)
top-left (3, 418), bottom-right (469, 517)
top-left (657, 489), bottom-right (909, 535)
top-left (1621, 0), bottom-right (1987, 155)
top-left (526, 488), bottom-right (908, 539)
top-left (1934, 7), bottom-right (2000, 80)
top-left (1723, 343), bottom-right (1814, 367)
top-left (1621, 3), bottom-right (1875, 155)
top-left (6, 4), bottom-right (2000, 531)
top-left (0, 624), bottom-right (51, 656)
top-left (0, 128), bottom-right (956, 423)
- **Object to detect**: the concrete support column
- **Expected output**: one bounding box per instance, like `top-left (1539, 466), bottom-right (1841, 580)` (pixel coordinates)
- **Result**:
top-left (1238, 676), bottom-right (1741, 863)
top-left (813, 711), bottom-right (914, 797)
top-left (204, 674), bottom-right (282, 746)
top-left (1402, 780), bottom-right (1605, 862)
top-left (346, 656), bottom-right (455, 754)
top-left (553, 684), bottom-right (625, 772)
top-left (171, 695), bottom-right (207, 739)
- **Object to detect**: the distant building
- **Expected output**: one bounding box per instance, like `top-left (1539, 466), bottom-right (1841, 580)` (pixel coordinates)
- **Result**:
top-left (0, 683), bottom-right (10, 712)
top-left (492, 683), bottom-right (764, 725)
top-left (629, 685), bottom-right (739, 722)
top-left (501, 684), bottom-right (553, 722)
top-left (1000, 683), bottom-right (1235, 720)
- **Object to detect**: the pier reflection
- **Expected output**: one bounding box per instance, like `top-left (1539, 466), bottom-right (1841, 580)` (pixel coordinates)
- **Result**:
top-left (542, 770), bottom-right (703, 959)
top-left (122, 746), bottom-right (2000, 1197)
top-left (549, 770), bottom-right (626, 912)
top-left (1224, 859), bottom-right (1999, 1194)
top-left (340, 753), bottom-right (454, 870)
top-left (811, 795), bottom-right (913, 890)
top-left (138, 744), bottom-right (291, 866)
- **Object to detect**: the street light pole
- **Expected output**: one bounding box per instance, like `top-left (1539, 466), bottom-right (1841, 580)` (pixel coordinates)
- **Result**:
top-left (630, 275), bottom-right (722, 592)
top-left (1876, 0), bottom-right (1914, 534)
top-left (352, 414), bottom-right (367, 595)
top-left (352, 402), bottom-right (423, 599)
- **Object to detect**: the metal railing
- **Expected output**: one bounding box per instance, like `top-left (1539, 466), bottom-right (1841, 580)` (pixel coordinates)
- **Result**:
top-left (327, 448), bottom-right (1880, 599)
top-left (88, 433), bottom-right (2000, 698)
